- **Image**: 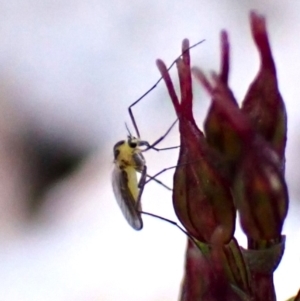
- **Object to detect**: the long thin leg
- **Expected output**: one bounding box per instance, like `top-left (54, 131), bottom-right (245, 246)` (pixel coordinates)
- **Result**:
top-left (146, 174), bottom-right (171, 191)
top-left (135, 168), bottom-right (172, 192)
top-left (135, 161), bottom-right (203, 248)
top-left (143, 119), bottom-right (179, 152)
top-left (144, 160), bottom-right (201, 186)
top-left (136, 165), bottom-right (147, 210)
top-left (137, 166), bottom-right (172, 201)
top-left (144, 164), bottom-right (178, 186)
top-left (129, 39), bottom-right (205, 138)
top-left (136, 167), bottom-right (200, 247)
top-left (140, 210), bottom-right (198, 247)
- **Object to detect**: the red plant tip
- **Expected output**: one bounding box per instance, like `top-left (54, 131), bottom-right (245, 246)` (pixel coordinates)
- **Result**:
top-left (242, 11), bottom-right (287, 167)
top-left (220, 30), bottom-right (230, 84)
top-left (176, 47), bottom-right (194, 121)
top-left (182, 38), bottom-right (191, 67)
top-left (156, 39), bottom-right (194, 122)
top-left (156, 58), bottom-right (181, 115)
top-left (250, 11), bottom-right (273, 71)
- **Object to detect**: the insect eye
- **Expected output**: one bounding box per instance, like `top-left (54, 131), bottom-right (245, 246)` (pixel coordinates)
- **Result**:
top-left (129, 142), bottom-right (137, 148)
top-left (114, 149), bottom-right (120, 159)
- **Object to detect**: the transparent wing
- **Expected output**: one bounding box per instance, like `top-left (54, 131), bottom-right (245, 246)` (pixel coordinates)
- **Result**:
top-left (112, 166), bottom-right (143, 230)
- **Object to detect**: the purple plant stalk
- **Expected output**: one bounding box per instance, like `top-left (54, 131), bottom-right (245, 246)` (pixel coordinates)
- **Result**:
top-left (156, 11), bottom-right (289, 301)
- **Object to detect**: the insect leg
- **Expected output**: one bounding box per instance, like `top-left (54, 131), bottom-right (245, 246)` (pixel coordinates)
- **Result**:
top-left (144, 160), bottom-right (201, 186)
top-left (137, 165), bottom-right (199, 246)
top-left (140, 210), bottom-right (198, 246)
top-left (128, 39), bottom-right (205, 138)
top-left (146, 174), bottom-right (172, 191)
top-left (143, 119), bottom-right (179, 152)
top-left (144, 164), bottom-right (178, 186)
top-left (136, 165), bottom-right (147, 211)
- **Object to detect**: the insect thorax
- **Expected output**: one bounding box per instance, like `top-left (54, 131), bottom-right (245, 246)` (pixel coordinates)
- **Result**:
top-left (113, 138), bottom-right (146, 171)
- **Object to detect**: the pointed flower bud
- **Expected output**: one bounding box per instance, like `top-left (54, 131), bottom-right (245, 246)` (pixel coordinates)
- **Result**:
top-left (203, 31), bottom-right (240, 163)
top-left (157, 39), bottom-right (235, 244)
top-left (193, 33), bottom-right (248, 180)
top-left (241, 12), bottom-right (287, 169)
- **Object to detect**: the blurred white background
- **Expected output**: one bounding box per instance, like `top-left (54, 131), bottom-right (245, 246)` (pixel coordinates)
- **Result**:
top-left (0, 0), bottom-right (299, 300)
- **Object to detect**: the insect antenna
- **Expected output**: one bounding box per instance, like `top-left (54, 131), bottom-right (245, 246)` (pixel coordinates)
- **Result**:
top-left (125, 122), bottom-right (132, 137)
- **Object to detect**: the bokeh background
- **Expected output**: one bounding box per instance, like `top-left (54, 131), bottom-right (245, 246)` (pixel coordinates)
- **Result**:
top-left (0, 1), bottom-right (299, 300)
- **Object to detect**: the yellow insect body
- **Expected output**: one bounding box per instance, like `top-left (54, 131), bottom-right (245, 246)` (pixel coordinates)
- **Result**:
top-left (112, 137), bottom-right (147, 230)
top-left (125, 166), bottom-right (139, 201)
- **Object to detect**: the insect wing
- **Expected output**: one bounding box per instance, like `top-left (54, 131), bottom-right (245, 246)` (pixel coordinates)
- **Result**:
top-left (112, 166), bottom-right (143, 230)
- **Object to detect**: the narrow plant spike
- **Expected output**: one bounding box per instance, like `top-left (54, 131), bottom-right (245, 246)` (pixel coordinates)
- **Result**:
top-left (241, 11), bottom-right (287, 169)
top-left (219, 30), bottom-right (230, 84)
top-left (193, 33), bottom-right (243, 178)
top-left (203, 30), bottom-right (239, 155)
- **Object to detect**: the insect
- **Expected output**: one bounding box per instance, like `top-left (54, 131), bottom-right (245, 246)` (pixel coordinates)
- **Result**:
top-left (112, 39), bottom-right (205, 233)
top-left (112, 121), bottom-right (177, 230)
